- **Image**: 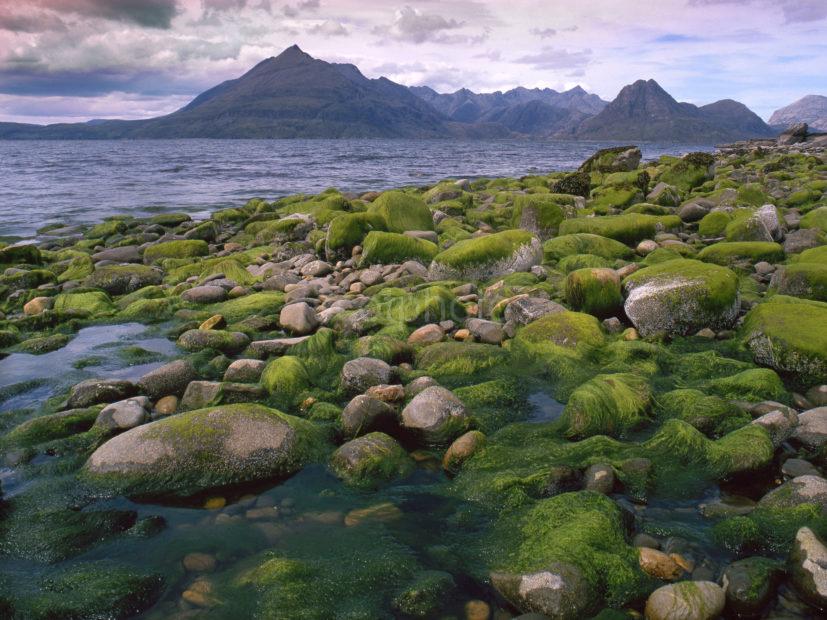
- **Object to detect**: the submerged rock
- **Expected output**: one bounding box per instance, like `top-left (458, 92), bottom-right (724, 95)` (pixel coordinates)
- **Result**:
top-left (644, 581), bottom-right (725, 620)
top-left (83, 404), bottom-right (328, 497)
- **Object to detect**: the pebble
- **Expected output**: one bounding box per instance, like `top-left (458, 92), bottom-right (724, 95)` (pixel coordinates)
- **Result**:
top-left (182, 552), bottom-right (217, 573)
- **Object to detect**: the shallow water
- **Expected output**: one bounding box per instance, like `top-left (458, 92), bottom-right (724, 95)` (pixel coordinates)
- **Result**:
top-left (0, 139), bottom-right (713, 237)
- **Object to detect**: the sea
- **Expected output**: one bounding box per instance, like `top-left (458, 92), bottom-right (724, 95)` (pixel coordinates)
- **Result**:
top-left (0, 139), bottom-right (714, 238)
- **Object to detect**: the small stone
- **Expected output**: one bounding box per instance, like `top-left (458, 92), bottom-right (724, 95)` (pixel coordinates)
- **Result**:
top-left (341, 395), bottom-right (397, 438)
top-left (344, 502), bottom-right (402, 527)
top-left (154, 395), bottom-right (178, 415)
top-left (23, 296), bottom-right (53, 316)
top-left (223, 358), bottom-right (266, 383)
top-left (181, 285), bottom-right (227, 304)
top-left (454, 328), bottom-right (471, 341)
top-left (466, 318), bottom-right (504, 344)
top-left (365, 384), bottom-right (405, 403)
top-left (183, 552), bottom-right (216, 573)
top-left (583, 463), bottom-right (615, 494)
top-left (245, 507), bottom-right (279, 520)
top-left (639, 547), bottom-right (684, 581)
top-left (443, 430), bottom-right (486, 473)
top-left (405, 376), bottom-right (439, 398)
top-left (637, 239), bottom-right (659, 255)
top-left (199, 314), bottom-right (226, 330)
top-left (623, 328), bottom-right (639, 341)
top-left (279, 302), bottom-right (318, 336)
top-left (602, 317), bottom-right (623, 333)
top-left (95, 397), bottom-right (149, 430)
top-left (695, 327), bottom-right (716, 339)
top-left (203, 497), bottom-right (226, 510)
top-left (408, 323), bottom-right (445, 345)
top-left (806, 385), bottom-right (827, 407)
top-left (465, 599), bottom-right (491, 620)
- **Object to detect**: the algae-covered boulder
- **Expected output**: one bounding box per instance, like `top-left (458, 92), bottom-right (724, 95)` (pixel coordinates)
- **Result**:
top-left (53, 290), bottom-right (115, 317)
top-left (622, 259), bottom-right (740, 337)
top-left (428, 229), bottom-right (542, 281)
top-left (177, 329), bottom-right (250, 354)
top-left (85, 264), bottom-right (162, 295)
top-left (143, 239), bottom-right (208, 263)
top-left (260, 355), bottom-right (311, 407)
top-left (543, 233), bottom-right (634, 262)
top-left (513, 194), bottom-right (571, 239)
top-left (697, 241), bottom-right (785, 266)
top-left (558, 213), bottom-right (681, 245)
top-left (371, 190), bottom-right (434, 233)
top-left (644, 581), bottom-right (725, 620)
top-left (83, 404), bottom-right (327, 497)
top-left (368, 285), bottom-right (466, 327)
top-left (325, 211), bottom-right (386, 260)
top-left (742, 295), bottom-right (827, 385)
top-left (0, 243), bottom-right (42, 265)
top-left (488, 491), bottom-right (648, 617)
top-left (770, 262), bottom-right (827, 301)
top-left (360, 231), bottom-right (438, 266)
top-left (565, 267), bottom-right (623, 318)
top-left (578, 145), bottom-right (641, 173)
top-left (657, 152), bottom-right (715, 192)
top-left (329, 432), bottom-right (413, 488)
top-left (561, 373), bottom-right (652, 439)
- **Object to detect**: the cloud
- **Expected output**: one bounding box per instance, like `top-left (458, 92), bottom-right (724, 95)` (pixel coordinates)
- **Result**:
top-left (18, 0), bottom-right (181, 29)
top-left (530, 28), bottom-right (557, 39)
top-left (0, 8), bottom-right (66, 33)
top-left (0, 67), bottom-right (204, 97)
top-left (306, 20), bottom-right (348, 36)
top-left (687, 0), bottom-right (827, 23)
top-left (283, 0), bottom-right (320, 18)
top-left (513, 47), bottom-right (593, 71)
top-left (202, 0), bottom-right (249, 11)
top-left (373, 6), bottom-right (464, 44)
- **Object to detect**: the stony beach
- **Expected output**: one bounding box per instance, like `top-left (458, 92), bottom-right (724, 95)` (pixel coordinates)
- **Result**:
top-left (1, 132), bottom-right (826, 619)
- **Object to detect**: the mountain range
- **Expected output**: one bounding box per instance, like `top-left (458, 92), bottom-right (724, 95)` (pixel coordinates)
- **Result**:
top-left (0, 45), bottom-right (803, 142)
top-left (769, 95), bottom-right (827, 132)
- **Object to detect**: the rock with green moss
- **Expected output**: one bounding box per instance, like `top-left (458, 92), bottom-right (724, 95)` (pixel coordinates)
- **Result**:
top-left (260, 355), bottom-right (311, 408)
top-left (697, 241), bottom-right (785, 265)
top-left (368, 285), bottom-right (465, 328)
top-left (698, 210), bottom-right (733, 238)
top-left (565, 267), bottom-right (623, 318)
top-left (725, 205), bottom-right (782, 242)
top-left (17, 333), bottom-right (70, 354)
top-left (53, 290), bottom-right (115, 317)
top-left (0, 243), bottom-right (42, 265)
top-left (644, 581), bottom-right (725, 620)
top-left (370, 190), bottom-right (434, 233)
top-left (57, 254), bottom-right (94, 282)
top-left (415, 340), bottom-right (509, 384)
top-left (657, 389), bottom-right (747, 436)
top-left (622, 259), bottom-right (740, 337)
top-left (771, 262), bottom-right (827, 301)
top-left (83, 403), bottom-right (328, 497)
top-left (721, 556), bottom-right (783, 617)
top-left (330, 432), bottom-right (414, 488)
top-left (702, 368), bottom-right (787, 402)
top-left (800, 206), bottom-right (827, 233)
top-left (205, 291), bottom-right (284, 323)
top-left (429, 229), bottom-right (542, 281)
top-left (177, 329), bottom-right (250, 354)
top-left (562, 373), bottom-right (652, 439)
top-left (543, 233), bottom-right (634, 262)
top-left (788, 526), bottom-right (827, 610)
top-left (392, 570), bottom-right (456, 617)
top-left (143, 239), bottom-right (208, 263)
top-left (657, 152), bottom-right (715, 192)
top-left (488, 491), bottom-right (648, 617)
top-left (4, 561), bottom-right (164, 620)
top-left (741, 295), bottom-right (827, 385)
top-left (86, 218), bottom-right (128, 239)
top-left (558, 213), bottom-right (681, 245)
top-left (513, 194), bottom-right (572, 239)
top-left (2, 406), bottom-right (100, 448)
top-left (401, 385), bottom-right (470, 446)
top-left (325, 211), bottom-right (386, 260)
top-left (579, 146), bottom-right (641, 174)
top-left (84, 264), bottom-right (162, 295)
top-left (360, 231), bottom-right (438, 266)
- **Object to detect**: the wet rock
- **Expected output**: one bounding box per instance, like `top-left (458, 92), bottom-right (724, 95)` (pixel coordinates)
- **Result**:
top-left (794, 407), bottom-right (827, 450)
top-left (442, 430), bottom-right (486, 474)
top-left (68, 378), bottom-right (137, 408)
top-left (788, 526), bottom-right (827, 610)
top-left (503, 296), bottom-right (565, 326)
top-left (392, 570), bottom-right (455, 617)
top-left (721, 556), bottom-right (782, 618)
top-left (401, 386), bottom-right (470, 446)
top-left (341, 395), bottom-right (397, 438)
top-left (407, 323), bottom-right (444, 345)
top-left (329, 432), bottom-right (413, 488)
top-left (223, 359), bottom-right (266, 383)
top-left (758, 475), bottom-right (827, 508)
top-left (466, 318), bottom-right (504, 344)
top-left (639, 547), bottom-right (684, 581)
top-left (181, 285), bottom-right (227, 304)
top-left (782, 458), bottom-right (821, 479)
top-left (644, 581), bottom-right (725, 620)
top-left (177, 329), bottom-right (250, 354)
top-left (183, 552), bottom-right (217, 573)
top-left (340, 357), bottom-right (392, 394)
top-left (279, 302), bottom-right (318, 335)
top-left (95, 397), bottom-right (150, 431)
top-left (83, 404), bottom-right (327, 498)
top-left (583, 463), bottom-right (615, 495)
top-left (138, 359), bottom-right (196, 399)
top-left (180, 381), bottom-right (223, 410)
top-left (751, 407), bottom-right (799, 448)
top-left (490, 563), bottom-right (591, 620)
top-left (405, 376), bottom-right (439, 398)
top-left (806, 385), bottom-right (827, 407)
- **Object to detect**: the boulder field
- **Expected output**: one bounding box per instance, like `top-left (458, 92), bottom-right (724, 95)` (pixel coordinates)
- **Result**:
top-left (1, 144), bottom-right (827, 618)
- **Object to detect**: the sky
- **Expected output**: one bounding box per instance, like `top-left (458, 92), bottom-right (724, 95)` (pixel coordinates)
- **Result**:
top-left (0, 0), bottom-right (825, 124)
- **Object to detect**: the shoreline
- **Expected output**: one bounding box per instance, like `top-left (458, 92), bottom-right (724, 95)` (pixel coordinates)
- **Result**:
top-left (1, 140), bottom-right (826, 618)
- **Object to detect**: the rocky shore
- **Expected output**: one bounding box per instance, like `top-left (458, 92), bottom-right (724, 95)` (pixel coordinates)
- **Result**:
top-left (1, 141), bottom-right (826, 619)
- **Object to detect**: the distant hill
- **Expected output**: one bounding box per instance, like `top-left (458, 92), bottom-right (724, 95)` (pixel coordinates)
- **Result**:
top-left (569, 79), bottom-right (775, 142)
top-left (0, 48), bottom-right (774, 142)
top-left (769, 95), bottom-right (827, 131)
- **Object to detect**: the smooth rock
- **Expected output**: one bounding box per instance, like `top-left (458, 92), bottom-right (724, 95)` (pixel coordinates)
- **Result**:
top-left (400, 386), bottom-right (470, 446)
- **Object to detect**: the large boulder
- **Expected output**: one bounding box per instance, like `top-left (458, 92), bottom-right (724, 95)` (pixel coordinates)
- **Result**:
top-left (428, 230), bottom-right (542, 281)
top-left (279, 302), bottom-right (319, 336)
top-left (137, 359), bottom-right (196, 399)
top-left (83, 404), bottom-right (327, 497)
top-left (67, 379), bottom-right (137, 408)
top-left (742, 296), bottom-right (827, 385)
top-left (400, 386), bottom-right (470, 446)
top-left (623, 259), bottom-right (740, 337)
